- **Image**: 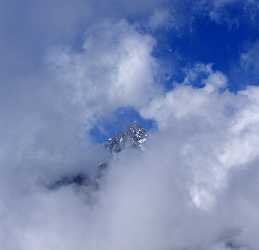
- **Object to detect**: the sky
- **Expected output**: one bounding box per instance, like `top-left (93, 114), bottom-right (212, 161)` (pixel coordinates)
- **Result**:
top-left (1, 0), bottom-right (259, 249)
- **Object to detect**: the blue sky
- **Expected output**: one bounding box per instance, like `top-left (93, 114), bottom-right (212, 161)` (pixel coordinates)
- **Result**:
top-left (1, 0), bottom-right (259, 141)
top-left (89, 0), bottom-right (259, 141)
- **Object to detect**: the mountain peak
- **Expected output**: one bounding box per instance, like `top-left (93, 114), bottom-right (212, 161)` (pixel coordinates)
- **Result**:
top-left (105, 122), bottom-right (148, 153)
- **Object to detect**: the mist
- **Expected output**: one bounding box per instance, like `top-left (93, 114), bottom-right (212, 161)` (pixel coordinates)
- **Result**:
top-left (1, 1), bottom-right (259, 250)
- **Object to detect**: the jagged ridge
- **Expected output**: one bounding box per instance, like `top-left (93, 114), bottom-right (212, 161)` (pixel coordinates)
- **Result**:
top-left (48, 122), bottom-right (148, 190)
top-left (105, 122), bottom-right (148, 153)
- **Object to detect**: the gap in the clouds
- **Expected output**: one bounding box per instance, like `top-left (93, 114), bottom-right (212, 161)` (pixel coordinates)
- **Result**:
top-left (89, 107), bottom-right (157, 144)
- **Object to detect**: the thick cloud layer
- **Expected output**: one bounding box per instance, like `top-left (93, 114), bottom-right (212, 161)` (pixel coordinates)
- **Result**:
top-left (50, 20), bottom-right (160, 125)
top-left (1, 1), bottom-right (259, 250)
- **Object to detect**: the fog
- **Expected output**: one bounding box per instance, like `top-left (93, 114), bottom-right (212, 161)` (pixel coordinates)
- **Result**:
top-left (1, 1), bottom-right (259, 249)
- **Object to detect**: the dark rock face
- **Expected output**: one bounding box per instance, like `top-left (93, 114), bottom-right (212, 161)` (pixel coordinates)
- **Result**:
top-left (48, 174), bottom-right (90, 190)
top-left (48, 122), bottom-right (148, 190)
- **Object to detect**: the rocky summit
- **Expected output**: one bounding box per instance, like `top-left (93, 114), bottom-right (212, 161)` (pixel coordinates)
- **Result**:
top-left (105, 122), bottom-right (148, 153)
top-left (48, 122), bottom-right (149, 190)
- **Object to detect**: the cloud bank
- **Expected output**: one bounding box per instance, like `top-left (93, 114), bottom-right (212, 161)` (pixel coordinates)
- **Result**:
top-left (1, 1), bottom-right (259, 250)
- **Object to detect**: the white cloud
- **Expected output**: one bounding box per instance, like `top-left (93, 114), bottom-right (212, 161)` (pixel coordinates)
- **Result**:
top-left (241, 41), bottom-right (259, 79)
top-left (50, 20), bottom-right (160, 128)
top-left (1, 1), bottom-right (259, 250)
top-left (141, 64), bottom-right (228, 127)
top-left (148, 8), bottom-right (175, 30)
top-left (203, 70), bottom-right (228, 92)
top-left (140, 65), bottom-right (259, 217)
top-left (206, 0), bottom-right (259, 26)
